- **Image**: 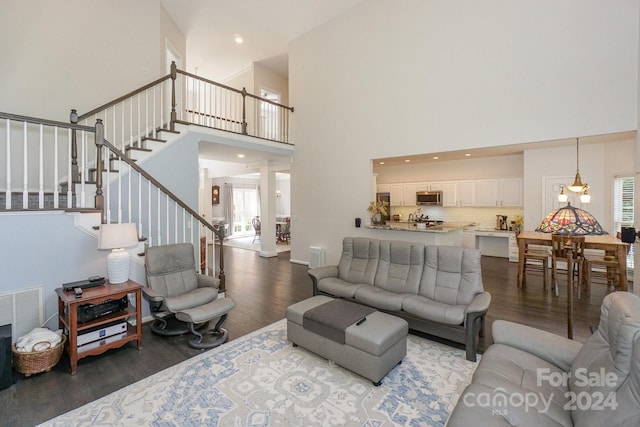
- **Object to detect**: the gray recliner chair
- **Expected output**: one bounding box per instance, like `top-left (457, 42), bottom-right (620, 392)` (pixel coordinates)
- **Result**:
top-left (143, 242), bottom-right (236, 349)
top-left (448, 291), bottom-right (640, 426)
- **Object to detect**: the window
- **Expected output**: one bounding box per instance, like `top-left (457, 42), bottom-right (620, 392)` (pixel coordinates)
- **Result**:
top-left (613, 176), bottom-right (634, 270)
top-left (232, 187), bottom-right (258, 235)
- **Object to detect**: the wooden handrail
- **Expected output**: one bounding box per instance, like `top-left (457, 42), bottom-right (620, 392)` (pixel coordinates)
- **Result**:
top-left (0, 112), bottom-right (94, 132)
top-left (78, 74), bottom-right (171, 121)
top-left (97, 130), bottom-right (214, 233)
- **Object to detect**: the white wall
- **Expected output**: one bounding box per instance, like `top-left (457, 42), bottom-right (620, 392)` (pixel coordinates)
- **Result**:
top-left (523, 138), bottom-right (635, 233)
top-left (289, 0), bottom-right (638, 265)
top-left (0, 0), bottom-right (184, 121)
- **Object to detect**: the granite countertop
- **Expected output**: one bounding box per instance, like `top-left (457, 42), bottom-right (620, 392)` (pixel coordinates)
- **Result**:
top-left (367, 221), bottom-right (473, 233)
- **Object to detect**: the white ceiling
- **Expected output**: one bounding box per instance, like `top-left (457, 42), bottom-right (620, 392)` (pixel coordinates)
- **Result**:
top-left (161, 0), bottom-right (365, 80)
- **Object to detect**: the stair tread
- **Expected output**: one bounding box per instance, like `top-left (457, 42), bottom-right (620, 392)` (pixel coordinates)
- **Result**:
top-left (125, 146), bottom-right (152, 152)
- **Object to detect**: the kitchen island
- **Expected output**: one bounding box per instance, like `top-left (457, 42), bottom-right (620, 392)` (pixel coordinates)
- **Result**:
top-left (365, 221), bottom-right (472, 247)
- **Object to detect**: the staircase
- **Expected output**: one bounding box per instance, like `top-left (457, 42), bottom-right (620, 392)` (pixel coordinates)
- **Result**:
top-left (0, 63), bottom-right (295, 296)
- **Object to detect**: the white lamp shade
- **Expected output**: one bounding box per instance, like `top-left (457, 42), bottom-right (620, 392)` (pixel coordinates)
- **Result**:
top-left (98, 223), bottom-right (138, 250)
top-left (98, 223), bottom-right (138, 284)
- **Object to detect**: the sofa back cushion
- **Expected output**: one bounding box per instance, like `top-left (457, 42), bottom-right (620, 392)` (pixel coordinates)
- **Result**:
top-left (338, 237), bottom-right (380, 285)
top-left (374, 240), bottom-right (425, 294)
top-left (418, 246), bottom-right (483, 305)
top-left (569, 292), bottom-right (640, 427)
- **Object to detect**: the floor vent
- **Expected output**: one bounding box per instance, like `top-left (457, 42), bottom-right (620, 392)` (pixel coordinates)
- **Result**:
top-left (0, 287), bottom-right (43, 343)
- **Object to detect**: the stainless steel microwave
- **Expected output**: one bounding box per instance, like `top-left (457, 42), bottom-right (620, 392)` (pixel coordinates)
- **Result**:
top-left (416, 191), bottom-right (442, 206)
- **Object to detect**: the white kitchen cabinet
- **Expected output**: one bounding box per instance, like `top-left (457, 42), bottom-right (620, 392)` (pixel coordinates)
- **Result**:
top-left (441, 182), bottom-right (457, 206)
top-left (475, 179), bottom-right (499, 207)
top-left (500, 177), bottom-right (523, 207)
top-left (429, 181), bottom-right (443, 191)
top-left (377, 184), bottom-right (390, 193)
top-left (475, 178), bottom-right (523, 207)
top-left (457, 180), bottom-right (476, 207)
top-left (416, 182), bottom-right (429, 192)
top-left (389, 183), bottom-right (404, 206)
top-left (463, 226), bottom-right (476, 249)
top-left (402, 183), bottom-right (417, 206)
top-left (508, 233), bottom-right (519, 262)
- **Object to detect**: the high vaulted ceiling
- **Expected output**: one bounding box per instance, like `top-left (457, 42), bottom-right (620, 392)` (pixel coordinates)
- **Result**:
top-left (161, 0), bottom-right (365, 80)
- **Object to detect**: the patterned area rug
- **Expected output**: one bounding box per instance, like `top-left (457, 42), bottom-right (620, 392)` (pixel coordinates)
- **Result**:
top-left (41, 320), bottom-right (478, 426)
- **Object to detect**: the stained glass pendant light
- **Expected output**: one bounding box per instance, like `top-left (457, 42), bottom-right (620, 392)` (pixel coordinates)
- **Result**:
top-left (536, 202), bottom-right (608, 235)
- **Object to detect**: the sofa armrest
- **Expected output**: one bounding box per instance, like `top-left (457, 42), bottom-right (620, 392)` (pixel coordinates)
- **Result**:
top-left (308, 265), bottom-right (339, 295)
top-left (197, 274), bottom-right (220, 290)
top-left (464, 291), bottom-right (491, 315)
top-left (492, 320), bottom-right (582, 371)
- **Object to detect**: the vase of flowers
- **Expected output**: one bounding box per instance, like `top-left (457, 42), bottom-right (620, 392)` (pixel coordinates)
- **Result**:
top-left (367, 200), bottom-right (389, 225)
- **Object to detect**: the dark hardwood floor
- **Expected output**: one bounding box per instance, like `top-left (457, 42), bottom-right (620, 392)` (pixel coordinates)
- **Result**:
top-left (0, 248), bottom-right (617, 426)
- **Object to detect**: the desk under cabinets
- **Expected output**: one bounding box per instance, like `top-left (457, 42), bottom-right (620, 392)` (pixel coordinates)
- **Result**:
top-left (473, 229), bottom-right (518, 261)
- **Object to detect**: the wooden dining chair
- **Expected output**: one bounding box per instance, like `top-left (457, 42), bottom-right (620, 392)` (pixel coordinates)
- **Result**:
top-left (551, 234), bottom-right (586, 298)
top-left (521, 243), bottom-right (551, 293)
top-left (583, 250), bottom-right (622, 294)
top-left (251, 216), bottom-right (261, 243)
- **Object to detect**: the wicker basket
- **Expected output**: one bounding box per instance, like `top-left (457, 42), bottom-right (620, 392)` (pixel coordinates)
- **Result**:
top-left (12, 334), bottom-right (66, 377)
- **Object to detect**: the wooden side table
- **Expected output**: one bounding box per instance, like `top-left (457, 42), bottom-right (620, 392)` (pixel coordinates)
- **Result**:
top-left (56, 280), bottom-right (143, 375)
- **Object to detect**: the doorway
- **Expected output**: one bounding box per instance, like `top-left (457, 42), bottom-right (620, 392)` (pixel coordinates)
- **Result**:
top-left (259, 88), bottom-right (280, 140)
top-left (232, 187), bottom-right (259, 237)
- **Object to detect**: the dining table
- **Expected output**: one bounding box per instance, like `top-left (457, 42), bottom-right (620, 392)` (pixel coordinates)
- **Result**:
top-left (516, 230), bottom-right (630, 339)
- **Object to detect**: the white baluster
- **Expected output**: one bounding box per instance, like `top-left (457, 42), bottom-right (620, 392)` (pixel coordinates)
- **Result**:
top-left (5, 119), bottom-right (11, 209)
top-left (38, 124), bottom-right (43, 208)
top-left (66, 128), bottom-right (72, 208)
top-left (22, 121), bottom-right (28, 209)
top-left (53, 127), bottom-right (59, 209)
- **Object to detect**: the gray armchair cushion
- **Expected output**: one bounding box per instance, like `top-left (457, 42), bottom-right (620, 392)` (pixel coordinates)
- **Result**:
top-left (146, 243), bottom-right (200, 296)
top-left (401, 294), bottom-right (466, 325)
top-left (492, 320), bottom-right (581, 372)
top-left (353, 285), bottom-right (408, 311)
top-left (338, 237), bottom-right (380, 285)
top-left (570, 292), bottom-right (640, 427)
top-left (317, 277), bottom-right (364, 298)
top-left (373, 240), bottom-right (424, 294)
top-left (164, 287), bottom-right (218, 312)
top-left (145, 242), bottom-right (218, 311)
top-left (418, 246), bottom-right (483, 306)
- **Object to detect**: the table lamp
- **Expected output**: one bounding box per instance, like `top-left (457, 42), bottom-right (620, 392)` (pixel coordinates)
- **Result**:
top-left (98, 223), bottom-right (139, 284)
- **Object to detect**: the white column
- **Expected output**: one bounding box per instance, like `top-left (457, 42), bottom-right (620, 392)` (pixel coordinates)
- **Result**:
top-left (260, 163), bottom-right (277, 257)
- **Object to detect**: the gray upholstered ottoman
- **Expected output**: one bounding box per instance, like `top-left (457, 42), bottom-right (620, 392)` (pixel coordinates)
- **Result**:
top-left (286, 295), bottom-right (408, 385)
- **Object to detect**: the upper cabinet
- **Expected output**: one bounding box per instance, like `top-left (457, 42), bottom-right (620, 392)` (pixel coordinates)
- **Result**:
top-left (499, 178), bottom-right (523, 207)
top-left (402, 183), bottom-right (417, 206)
top-left (471, 178), bottom-right (523, 207)
top-left (390, 183), bottom-right (404, 206)
top-left (457, 180), bottom-right (476, 207)
top-left (476, 179), bottom-right (500, 207)
top-left (441, 182), bottom-right (457, 206)
top-left (377, 177), bottom-right (522, 208)
top-left (377, 184), bottom-right (390, 193)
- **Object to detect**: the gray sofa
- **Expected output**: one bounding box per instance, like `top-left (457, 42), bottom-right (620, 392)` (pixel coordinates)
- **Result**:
top-left (448, 291), bottom-right (640, 426)
top-left (308, 237), bottom-right (491, 361)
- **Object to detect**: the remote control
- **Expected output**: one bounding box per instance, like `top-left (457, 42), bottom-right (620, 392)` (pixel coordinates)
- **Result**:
top-left (74, 287), bottom-right (83, 298)
top-left (356, 317), bottom-right (367, 326)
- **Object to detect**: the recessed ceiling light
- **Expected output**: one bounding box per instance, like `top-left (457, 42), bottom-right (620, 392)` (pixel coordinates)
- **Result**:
top-left (237, 154), bottom-right (245, 158)
top-left (405, 159), bottom-right (411, 163)
top-left (432, 156), bottom-right (439, 160)
top-left (234, 36), bottom-right (243, 44)
top-left (465, 153), bottom-right (471, 157)
top-left (379, 161), bottom-right (385, 165)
